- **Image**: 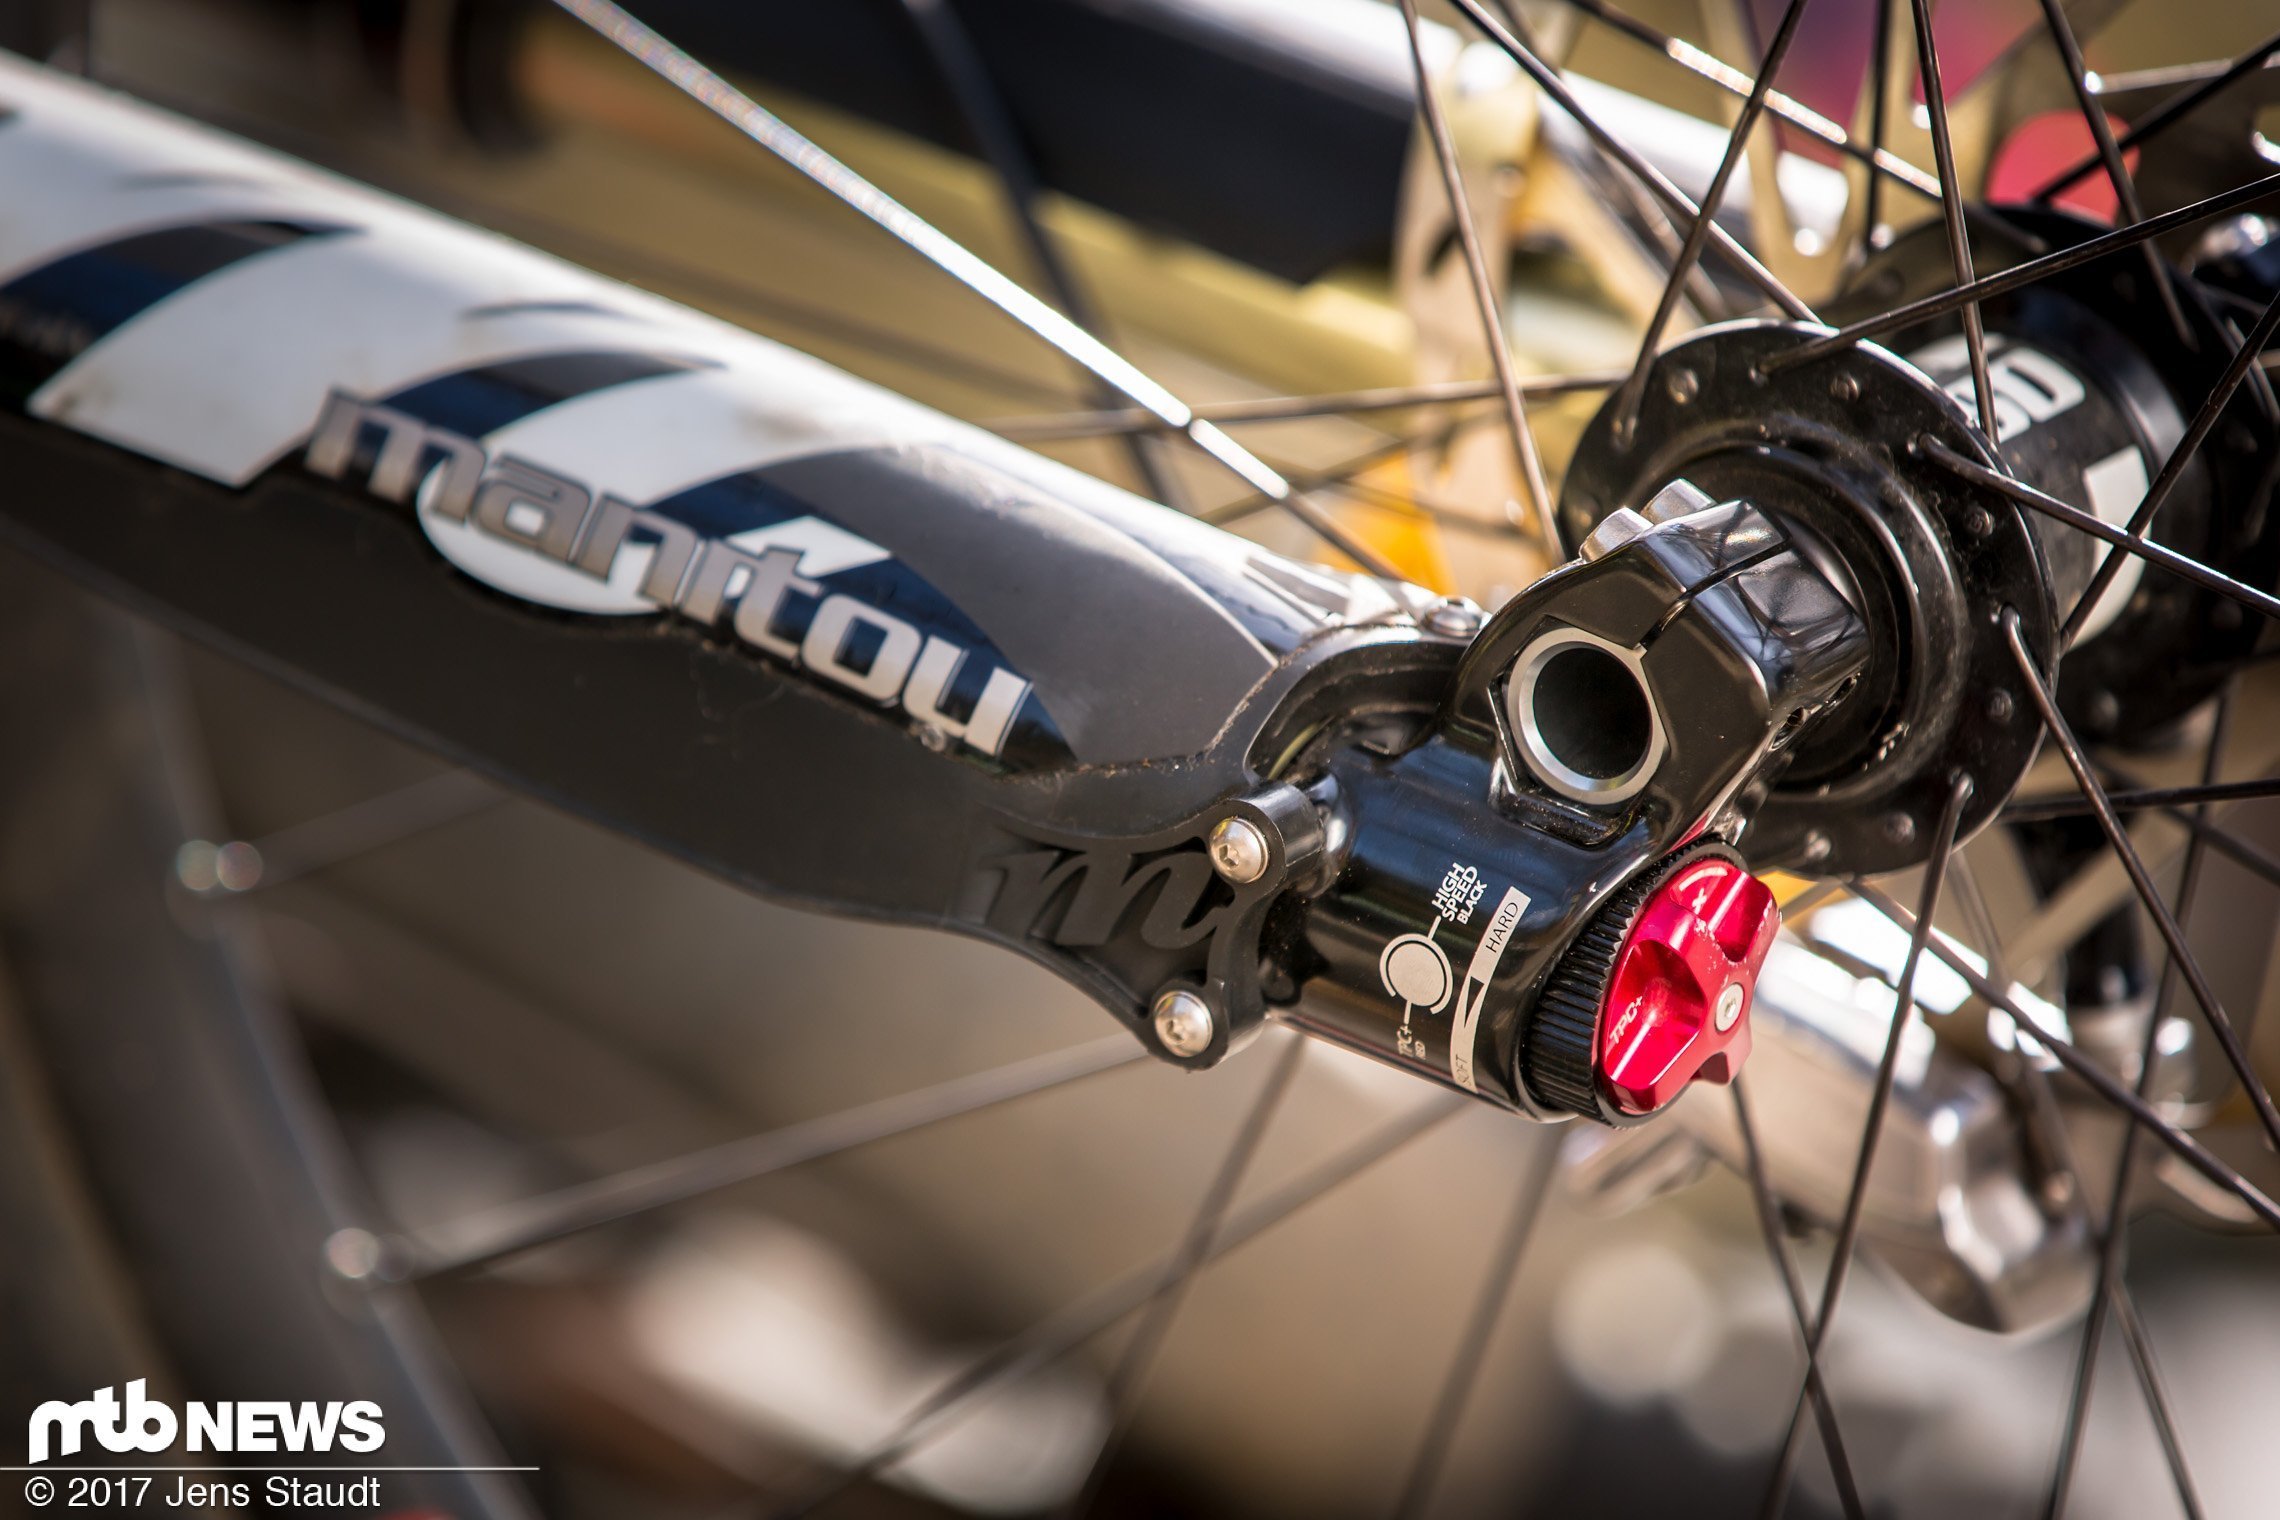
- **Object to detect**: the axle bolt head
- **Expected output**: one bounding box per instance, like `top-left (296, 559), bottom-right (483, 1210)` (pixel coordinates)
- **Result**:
top-left (1525, 853), bottom-right (1776, 1118)
top-left (1153, 988), bottom-right (1216, 1058)
top-left (1207, 817), bottom-right (1271, 884)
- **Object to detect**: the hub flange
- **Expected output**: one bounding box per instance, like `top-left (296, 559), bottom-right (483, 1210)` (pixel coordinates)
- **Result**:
top-left (1560, 320), bottom-right (2060, 875)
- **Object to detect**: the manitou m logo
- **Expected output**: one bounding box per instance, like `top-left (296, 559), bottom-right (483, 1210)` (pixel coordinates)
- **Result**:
top-left (304, 391), bottom-right (1034, 758)
top-left (26, 1381), bottom-right (385, 1463)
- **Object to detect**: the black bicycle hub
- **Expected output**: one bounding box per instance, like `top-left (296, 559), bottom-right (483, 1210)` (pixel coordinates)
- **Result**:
top-left (1559, 208), bottom-right (2280, 875)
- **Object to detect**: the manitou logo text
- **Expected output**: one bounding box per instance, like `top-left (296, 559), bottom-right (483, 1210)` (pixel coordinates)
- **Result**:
top-left (985, 839), bottom-right (1227, 950)
top-left (27, 1381), bottom-right (385, 1463)
top-left (305, 391), bottom-right (1034, 757)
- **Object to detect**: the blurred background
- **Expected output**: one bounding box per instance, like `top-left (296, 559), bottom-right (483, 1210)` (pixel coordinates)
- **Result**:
top-left (2, 1), bottom-right (2278, 1515)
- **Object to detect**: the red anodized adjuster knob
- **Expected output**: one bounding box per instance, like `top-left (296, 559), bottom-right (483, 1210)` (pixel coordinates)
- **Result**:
top-left (1596, 857), bottom-right (1780, 1115)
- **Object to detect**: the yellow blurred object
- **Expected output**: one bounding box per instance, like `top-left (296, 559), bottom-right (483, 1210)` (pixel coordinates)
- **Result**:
top-left (1762, 872), bottom-right (1823, 908)
top-left (1347, 455), bottom-right (1457, 589)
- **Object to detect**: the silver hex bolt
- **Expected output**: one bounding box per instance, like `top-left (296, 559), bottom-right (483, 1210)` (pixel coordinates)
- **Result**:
top-left (1715, 982), bottom-right (1746, 1033)
top-left (1207, 816), bottom-right (1271, 885)
top-left (1421, 596), bottom-right (1484, 638)
top-left (1152, 988), bottom-right (1216, 1058)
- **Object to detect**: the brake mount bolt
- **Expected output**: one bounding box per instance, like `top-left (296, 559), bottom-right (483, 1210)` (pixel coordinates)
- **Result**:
top-left (1153, 988), bottom-right (1216, 1058)
top-left (1207, 817), bottom-right (1271, 884)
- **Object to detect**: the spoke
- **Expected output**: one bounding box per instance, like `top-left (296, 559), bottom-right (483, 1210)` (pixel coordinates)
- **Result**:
top-left (2044, 685), bottom-right (2229, 1520)
top-left (1482, 0), bottom-right (1736, 314)
top-left (2091, 55), bottom-right (2280, 97)
top-left (1269, 490), bottom-right (1406, 578)
top-left (1448, 0), bottom-right (1818, 322)
top-left (1759, 773), bottom-right (1970, 1520)
top-left (1908, 0), bottom-right (1998, 439)
top-left (2033, 0), bottom-right (2194, 347)
top-left (2031, 24), bottom-right (2280, 205)
top-left (1848, 878), bottom-right (2280, 1230)
top-left (1919, 437), bottom-right (2280, 627)
top-left (2126, 794), bottom-right (2280, 893)
top-left (1731, 1078), bottom-right (1865, 1520)
top-left (179, 770), bottom-right (503, 898)
top-left (2086, 760), bottom-right (2280, 893)
top-left (1612, 0), bottom-right (1817, 448)
top-left (2032, 1158), bottom-right (2207, 1520)
top-left (1204, 410), bottom-right (1499, 529)
top-left (1850, 876), bottom-right (2280, 1230)
top-left (1861, 0), bottom-right (1896, 258)
top-left (2003, 774), bottom-right (2280, 821)
top-left (316, 181), bottom-right (1095, 410)
top-left (1949, 852), bottom-right (2016, 991)
top-left (2002, 610), bottom-right (2280, 1156)
top-left (1061, 1036), bottom-right (1310, 1517)
top-left (770, 1094), bottom-right (1470, 1519)
top-left (1185, 435), bottom-right (1427, 572)
top-left (1389, 1134), bottom-right (1562, 1520)
top-left (1950, 856), bottom-right (2095, 1212)
top-left (2109, 1284), bottom-right (2206, 1520)
top-left (1263, 452), bottom-right (1524, 537)
top-left (1548, 0), bottom-right (1938, 199)
top-left (2061, 285), bottom-right (2280, 643)
top-left (1560, 83), bottom-right (1738, 324)
top-left (1761, 172), bottom-right (2280, 375)
top-left (990, 372), bottom-right (1621, 442)
top-left (1399, 0), bottom-right (1559, 549)
top-left (1205, 443), bottom-right (1427, 528)
top-left (894, 0), bottom-right (1188, 509)
top-left (388, 1036), bottom-right (1145, 1279)
top-left (548, 0), bottom-right (1326, 530)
